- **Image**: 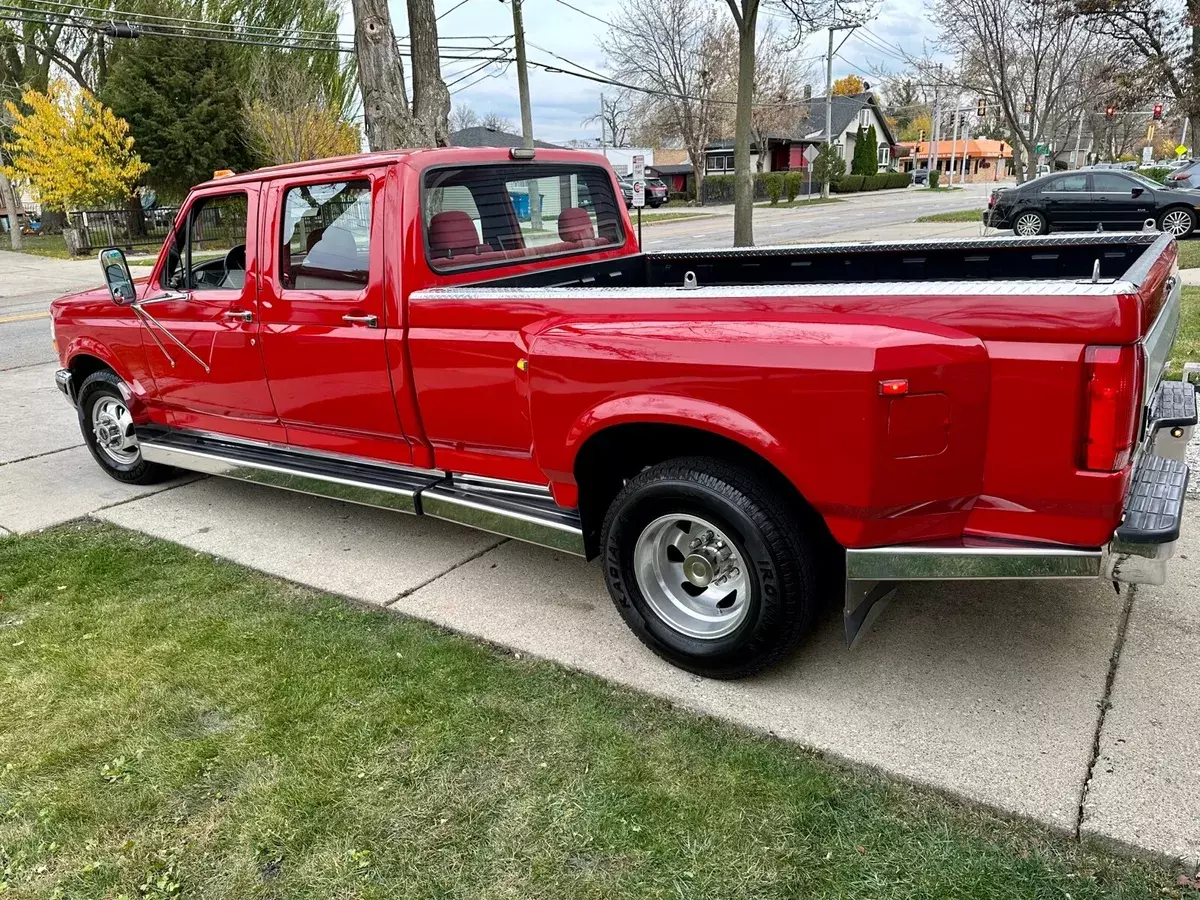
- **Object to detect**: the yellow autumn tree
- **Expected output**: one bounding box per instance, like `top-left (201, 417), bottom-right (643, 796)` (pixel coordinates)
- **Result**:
top-left (832, 74), bottom-right (865, 96)
top-left (2, 80), bottom-right (148, 212)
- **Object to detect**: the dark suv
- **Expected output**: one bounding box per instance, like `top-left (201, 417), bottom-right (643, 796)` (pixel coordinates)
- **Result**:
top-left (986, 169), bottom-right (1200, 237)
top-left (618, 176), bottom-right (668, 208)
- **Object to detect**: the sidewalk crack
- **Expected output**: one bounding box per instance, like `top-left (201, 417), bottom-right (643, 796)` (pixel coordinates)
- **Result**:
top-left (1076, 581), bottom-right (1136, 838)
top-left (0, 443), bottom-right (84, 467)
top-left (384, 538), bottom-right (508, 607)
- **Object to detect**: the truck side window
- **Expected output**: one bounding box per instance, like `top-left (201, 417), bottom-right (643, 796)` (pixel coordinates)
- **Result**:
top-left (422, 163), bottom-right (624, 271)
top-left (160, 193), bottom-right (249, 291)
top-left (279, 181), bottom-right (371, 291)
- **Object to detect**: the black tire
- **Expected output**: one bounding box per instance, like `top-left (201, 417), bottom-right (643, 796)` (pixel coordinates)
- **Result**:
top-left (600, 456), bottom-right (819, 679)
top-left (1158, 206), bottom-right (1196, 239)
top-left (77, 369), bottom-right (174, 485)
top-left (1012, 209), bottom-right (1048, 236)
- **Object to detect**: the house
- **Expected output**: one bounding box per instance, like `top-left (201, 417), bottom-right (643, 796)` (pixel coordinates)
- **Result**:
top-left (449, 126), bottom-right (564, 150)
top-left (703, 92), bottom-right (899, 176)
top-left (647, 162), bottom-right (693, 196)
top-left (898, 139), bottom-right (1013, 182)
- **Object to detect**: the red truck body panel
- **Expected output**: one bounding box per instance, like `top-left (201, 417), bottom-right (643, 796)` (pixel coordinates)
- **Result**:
top-left (51, 148), bottom-right (1181, 557)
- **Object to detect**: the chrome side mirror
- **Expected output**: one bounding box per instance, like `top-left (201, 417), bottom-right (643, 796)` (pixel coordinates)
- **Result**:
top-left (99, 247), bottom-right (135, 305)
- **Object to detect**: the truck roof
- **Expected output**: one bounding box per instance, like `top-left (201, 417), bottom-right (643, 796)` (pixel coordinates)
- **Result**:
top-left (194, 146), bottom-right (607, 190)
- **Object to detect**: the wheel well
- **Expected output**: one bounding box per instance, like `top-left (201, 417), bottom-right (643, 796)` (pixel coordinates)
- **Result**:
top-left (572, 422), bottom-right (833, 560)
top-left (68, 353), bottom-right (114, 385)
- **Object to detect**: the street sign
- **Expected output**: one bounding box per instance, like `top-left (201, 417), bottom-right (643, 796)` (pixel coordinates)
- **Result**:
top-left (631, 153), bottom-right (645, 209)
top-left (1177, 144), bottom-right (1189, 157)
top-left (1142, 145), bottom-right (1154, 166)
top-left (1035, 142), bottom-right (1048, 156)
top-left (803, 144), bottom-right (820, 163)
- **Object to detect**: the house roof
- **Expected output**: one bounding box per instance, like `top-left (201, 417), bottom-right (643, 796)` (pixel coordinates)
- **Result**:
top-left (648, 163), bottom-right (693, 175)
top-left (450, 126), bottom-right (563, 149)
top-left (900, 139), bottom-right (1013, 159)
top-left (704, 93), bottom-right (899, 151)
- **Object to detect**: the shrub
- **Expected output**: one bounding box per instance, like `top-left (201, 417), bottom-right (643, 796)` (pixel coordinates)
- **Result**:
top-left (812, 144), bottom-right (846, 187)
top-left (1141, 167), bottom-right (1172, 184)
top-left (764, 172), bottom-right (785, 205)
top-left (785, 170), bottom-right (803, 202)
top-left (668, 191), bottom-right (690, 203)
top-left (832, 174), bottom-right (865, 193)
top-left (928, 169), bottom-right (941, 189)
top-left (892, 171), bottom-right (913, 188)
top-left (700, 174), bottom-right (735, 204)
top-left (861, 174), bottom-right (887, 191)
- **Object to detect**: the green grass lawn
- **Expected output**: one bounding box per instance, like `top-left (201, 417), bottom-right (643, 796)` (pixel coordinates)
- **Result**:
top-left (1175, 239), bottom-right (1200, 270)
top-left (0, 233), bottom-right (72, 259)
top-left (634, 211), bottom-right (715, 225)
top-left (0, 524), bottom-right (1194, 899)
top-left (1174, 285), bottom-right (1200, 378)
top-left (915, 209), bottom-right (985, 223)
top-left (754, 197), bottom-right (844, 209)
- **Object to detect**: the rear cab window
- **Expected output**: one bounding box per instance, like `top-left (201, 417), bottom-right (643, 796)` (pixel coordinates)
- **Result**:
top-left (421, 162), bottom-right (624, 272)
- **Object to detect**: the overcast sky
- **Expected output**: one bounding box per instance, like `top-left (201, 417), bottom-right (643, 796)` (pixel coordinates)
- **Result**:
top-left (379, 0), bottom-right (941, 144)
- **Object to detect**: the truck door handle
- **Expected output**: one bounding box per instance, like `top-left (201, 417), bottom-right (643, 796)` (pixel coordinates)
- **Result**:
top-left (342, 314), bottom-right (378, 328)
top-left (223, 309), bottom-right (253, 322)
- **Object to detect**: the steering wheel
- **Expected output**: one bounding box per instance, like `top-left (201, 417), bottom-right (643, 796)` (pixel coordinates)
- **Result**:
top-left (221, 244), bottom-right (247, 288)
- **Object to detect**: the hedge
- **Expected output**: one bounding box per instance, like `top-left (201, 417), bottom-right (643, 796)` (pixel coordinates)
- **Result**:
top-left (764, 172), bottom-right (785, 205)
top-left (830, 171), bottom-right (912, 193)
top-left (1141, 167), bottom-right (1172, 184)
top-left (785, 171), bottom-right (803, 202)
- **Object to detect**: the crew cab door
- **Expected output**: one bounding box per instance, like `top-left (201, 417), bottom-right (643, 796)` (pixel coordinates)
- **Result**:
top-left (143, 186), bottom-right (282, 442)
top-left (258, 170), bottom-right (412, 463)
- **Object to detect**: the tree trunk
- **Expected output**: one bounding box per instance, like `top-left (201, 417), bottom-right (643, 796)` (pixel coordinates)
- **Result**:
top-left (351, 0), bottom-right (424, 150)
top-left (407, 0), bottom-right (451, 147)
top-left (730, 0), bottom-right (759, 247)
top-left (0, 167), bottom-right (23, 252)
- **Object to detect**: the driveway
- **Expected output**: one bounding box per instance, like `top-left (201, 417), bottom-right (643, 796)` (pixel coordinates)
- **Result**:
top-left (2, 238), bottom-right (1198, 870)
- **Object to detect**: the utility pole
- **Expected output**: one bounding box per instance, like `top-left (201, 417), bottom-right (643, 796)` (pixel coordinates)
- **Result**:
top-left (599, 93), bottom-right (606, 153)
top-left (508, 0), bottom-right (534, 150)
top-left (1072, 107), bottom-right (1085, 169)
top-left (948, 102), bottom-right (960, 187)
top-left (928, 80), bottom-right (940, 176)
top-left (822, 26), bottom-right (834, 199)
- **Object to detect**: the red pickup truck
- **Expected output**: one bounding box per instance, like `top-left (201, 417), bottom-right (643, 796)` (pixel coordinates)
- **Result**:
top-left (51, 147), bottom-right (1195, 678)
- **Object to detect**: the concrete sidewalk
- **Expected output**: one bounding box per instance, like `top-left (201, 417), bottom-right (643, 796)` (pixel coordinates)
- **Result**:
top-left (1, 364), bottom-right (1198, 869)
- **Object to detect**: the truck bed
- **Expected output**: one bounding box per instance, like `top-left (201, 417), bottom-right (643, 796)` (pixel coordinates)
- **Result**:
top-left (482, 232), bottom-right (1163, 291)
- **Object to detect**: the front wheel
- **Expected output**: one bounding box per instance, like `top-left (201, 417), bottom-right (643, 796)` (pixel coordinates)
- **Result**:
top-left (600, 457), bottom-right (820, 679)
top-left (1013, 210), bottom-right (1047, 236)
top-left (1159, 207), bottom-right (1196, 238)
top-left (77, 369), bottom-right (175, 485)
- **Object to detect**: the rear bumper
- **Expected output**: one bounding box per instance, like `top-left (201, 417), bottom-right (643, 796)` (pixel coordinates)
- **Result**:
top-left (843, 374), bottom-right (1196, 645)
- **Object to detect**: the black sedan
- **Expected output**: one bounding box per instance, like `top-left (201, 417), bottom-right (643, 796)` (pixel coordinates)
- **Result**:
top-left (986, 169), bottom-right (1200, 238)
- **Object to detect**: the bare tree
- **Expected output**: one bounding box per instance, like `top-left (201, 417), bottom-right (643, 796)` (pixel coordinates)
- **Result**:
top-left (1076, 0), bottom-right (1197, 136)
top-left (605, 0), bottom-right (731, 203)
top-left (582, 92), bottom-right (634, 146)
top-left (450, 103), bottom-right (480, 133)
top-left (244, 57), bottom-right (361, 163)
top-left (350, 0), bottom-right (450, 149)
top-left (481, 111), bottom-right (516, 133)
top-left (747, 21), bottom-right (813, 171)
top-left (927, 0), bottom-right (1099, 181)
top-left (722, 0), bottom-right (761, 245)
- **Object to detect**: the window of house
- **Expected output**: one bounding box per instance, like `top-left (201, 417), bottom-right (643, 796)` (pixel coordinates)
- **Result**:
top-left (161, 192), bottom-right (248, 291)
top-left (858, 108), bottom-right (870, 127)
top-left (422, 163), bottom-right (624, 272)
top-left (706, 155), bottom-right (723, 173)
top-left (279, 181), bottom-right (372, 291)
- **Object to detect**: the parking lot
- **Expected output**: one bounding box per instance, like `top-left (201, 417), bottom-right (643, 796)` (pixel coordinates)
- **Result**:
top-left (2, 246), bottom-right (1198, 869)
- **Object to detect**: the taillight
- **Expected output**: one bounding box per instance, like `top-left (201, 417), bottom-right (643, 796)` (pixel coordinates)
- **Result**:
top-left (1082, 345), bottom-right (1141, 472)
top-left (1171, 172), bottom-right (1187, 181)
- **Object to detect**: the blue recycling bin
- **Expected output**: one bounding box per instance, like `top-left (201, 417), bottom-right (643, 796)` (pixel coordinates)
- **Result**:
top-left (508, 191), bottom-right (545, 221)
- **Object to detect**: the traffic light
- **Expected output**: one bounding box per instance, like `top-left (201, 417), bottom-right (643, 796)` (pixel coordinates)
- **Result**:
top-left (976, 97), bottom-right (987, 117)
top-left (1153, 103), bottom-right (1164, 121)
top-left (1105, 104), bottom-right (1115, 120)
top-left (918, 129), bottom-right (925, 142)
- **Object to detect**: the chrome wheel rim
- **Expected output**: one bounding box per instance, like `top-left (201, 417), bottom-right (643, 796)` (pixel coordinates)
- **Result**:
top-left (91, 396), bottom-right (139, 465)
top-left (633, 514), bottom-right (751, 640)
top-left (1015, 213), bottom-right (1043, 236)
top-left (1162, 210), bottom-right (1193, 236)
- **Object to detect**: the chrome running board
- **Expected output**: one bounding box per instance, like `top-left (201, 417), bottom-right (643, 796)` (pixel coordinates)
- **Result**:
top-left (138, 429), bottom-right (585, 555)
